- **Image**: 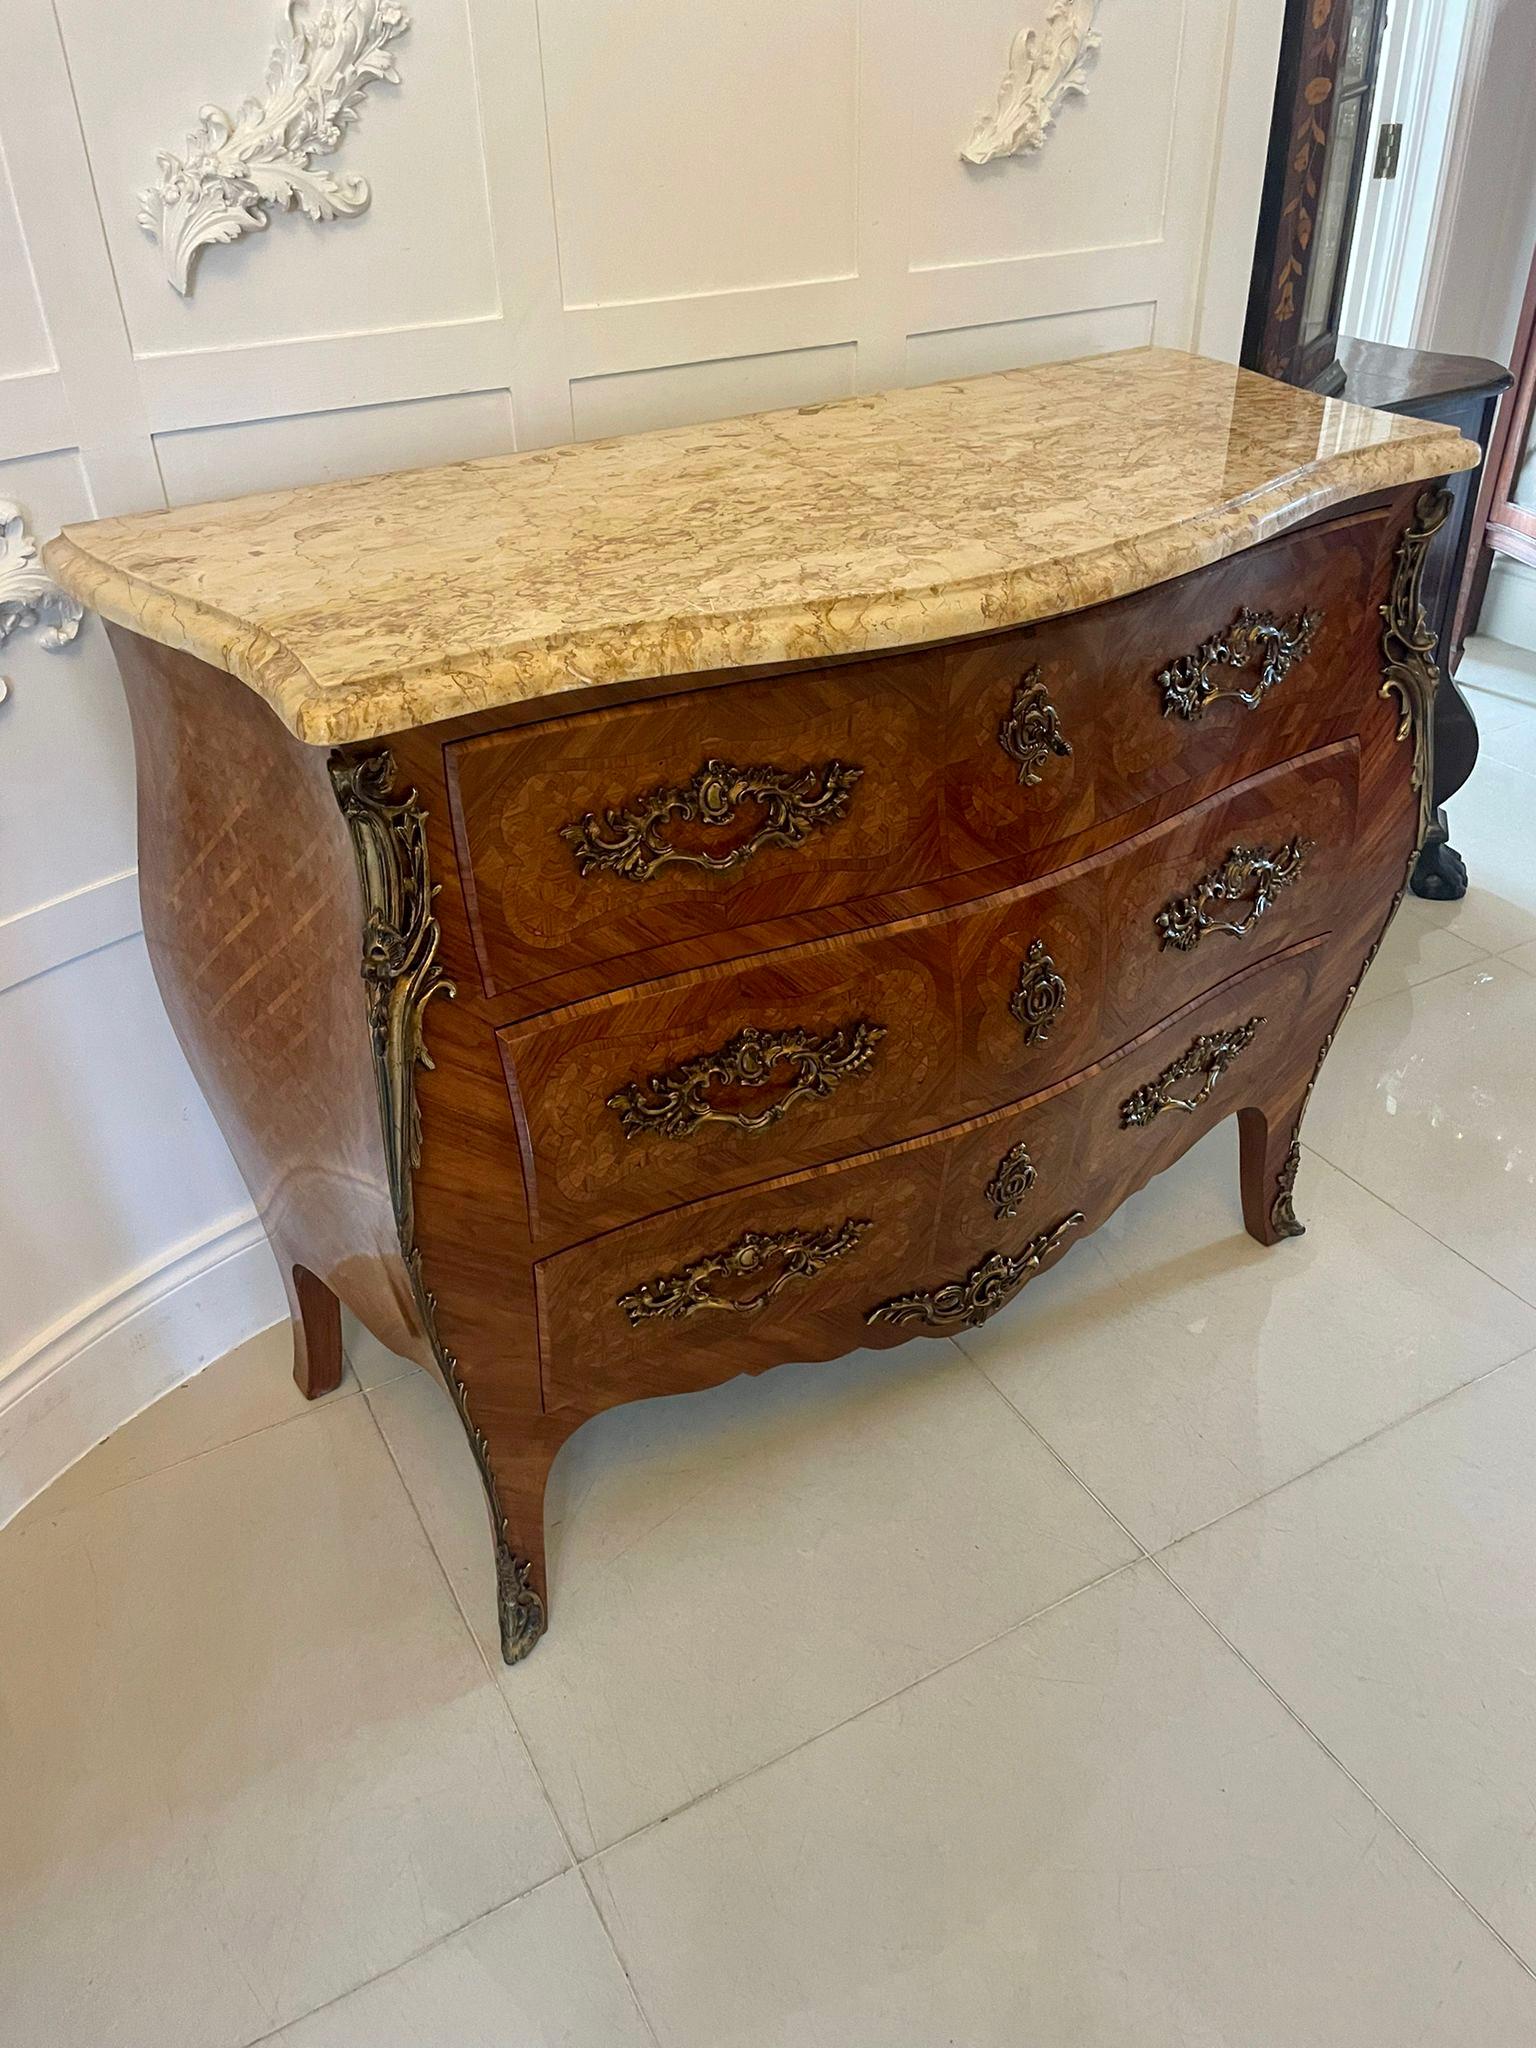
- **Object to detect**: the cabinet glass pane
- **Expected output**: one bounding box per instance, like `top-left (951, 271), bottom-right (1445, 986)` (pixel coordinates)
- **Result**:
top-left (1301, 96), bottom-right (1362, 347)
top-left (1340, 0), bottom-right (1378, 91)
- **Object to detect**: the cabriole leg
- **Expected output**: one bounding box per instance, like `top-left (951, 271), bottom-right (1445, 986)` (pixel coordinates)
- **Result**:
top-left (287, 1261), bottom-right (345, 1399)
top-left (475, 1409), bottom-right (585, 1665)
top-left (1238, 1090), bottom-right (1312, 1247)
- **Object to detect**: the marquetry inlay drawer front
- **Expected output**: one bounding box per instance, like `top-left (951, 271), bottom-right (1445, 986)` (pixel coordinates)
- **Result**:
top-left (498, 932), bottom-right (956, 1246)
top-left (942, 505), bottom-right (1386, 873)
top-left (446, 651), bottom-right (948, 999)
top-left (446, 507), bottom-right (1389, 1004)
top-left (535, 941), bottom-right (1327, 1410)
top-left (499, 742), bottom-right (1357, 1250)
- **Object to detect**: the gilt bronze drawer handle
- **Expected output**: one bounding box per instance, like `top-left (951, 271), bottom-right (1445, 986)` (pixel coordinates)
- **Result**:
top-left (617, 1218), bottom-right (871, 1325)
top-left (985, 1139), bottom-right (1038, 1220)
top-left (1159, 608), bottom-right (1321, 721)
top-left (1010, 937), bottom-right (1067, 1047)
top-left (865, 1212), bottom-right (1084, 1330)
top-left (999, 668), bottom-right (1072, 786)
top-left (561, 757), bottom-right (862, 882)
top-left (608, 1019), bottom-right (886, 1141)
top-left (1156, 836), bottom-right (1311, 952)
top-left (1119, 1016), bottom-right (1264, 1128)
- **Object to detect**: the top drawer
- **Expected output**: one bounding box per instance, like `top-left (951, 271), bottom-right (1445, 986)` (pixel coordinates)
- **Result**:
top-left (447, 505), bottom-right (1388, 998)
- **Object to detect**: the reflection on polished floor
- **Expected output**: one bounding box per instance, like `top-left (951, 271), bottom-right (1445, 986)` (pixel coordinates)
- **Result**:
top-left (4, 639), bottom-right (1536, 2046)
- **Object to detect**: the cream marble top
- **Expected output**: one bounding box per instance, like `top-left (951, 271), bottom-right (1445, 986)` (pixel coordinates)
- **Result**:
top-left (46, 348), bottom-right (1477, 747)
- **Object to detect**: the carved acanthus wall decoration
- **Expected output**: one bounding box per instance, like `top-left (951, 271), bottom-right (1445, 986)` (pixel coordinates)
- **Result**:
top-left (961, 0), bottom-right (1102, 167)
top-left (0, 502), bottom-right (84, 707)
top-left (140, 0), bottom-right (409, 295)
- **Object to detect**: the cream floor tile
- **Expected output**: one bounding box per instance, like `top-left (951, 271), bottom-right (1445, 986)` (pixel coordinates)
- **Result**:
top-left (9, 1321), bottom-right (353, 1536)
top-left (1303, 957), bottom-right (1536, 1304)
top-left (0, 1397), bottom-right (568, 2048)
top-left (1461, 636), bottom-right (1536, 713)
top-left (368, 1339), bottom-right (1136, 1857)
top-left (1401, 759), bottom-right (1536, 955)
top-left (1460, 688), bottom-right (1532, 739)
top-left (953, 1125), bottom-right (1536, 1550)
top-left (1164, 1355), bottom-right (1536, 1969)
top-left (341, 1309), bottom-right (419, 1392)
top-left (1475, 710), bottom-right (1536, 779)
top-left (1346, 895), bottom-right (1488, 1004)
top-left (261, 1873), bottom-right (654, 2048)
top-left (587, 1564), bottom-right (1536, 2048)
top-left (1504, 939), bottom-right (1536, 973)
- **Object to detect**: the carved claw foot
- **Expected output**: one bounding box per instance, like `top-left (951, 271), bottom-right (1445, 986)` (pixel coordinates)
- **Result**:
top-left (1410, 829), bottom-right (1469, 902)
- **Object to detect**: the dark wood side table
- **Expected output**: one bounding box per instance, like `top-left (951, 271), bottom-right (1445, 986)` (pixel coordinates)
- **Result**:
top-left (1337, 338), bottom-right (1512, 899)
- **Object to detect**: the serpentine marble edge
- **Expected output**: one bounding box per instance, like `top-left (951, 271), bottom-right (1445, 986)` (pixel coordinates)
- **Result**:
top-left (44, 347), bottom-right (1477, 747)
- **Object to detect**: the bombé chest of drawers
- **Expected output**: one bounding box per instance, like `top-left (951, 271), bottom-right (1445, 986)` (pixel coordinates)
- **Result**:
top-left (46, 349), bottom-right (1477, 1663)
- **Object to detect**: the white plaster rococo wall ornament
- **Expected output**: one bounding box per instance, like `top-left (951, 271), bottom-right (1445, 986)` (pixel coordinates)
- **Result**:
top-left (139, 0), bottom-right (409, 296)
top-left (961, 0), bottom-right (1103, 166)
top-left (0, 503), bottom-right (83, 707)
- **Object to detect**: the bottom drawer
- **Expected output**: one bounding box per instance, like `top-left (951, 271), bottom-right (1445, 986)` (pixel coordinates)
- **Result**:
top-left (536, 938), bottom-right (1327, 1410)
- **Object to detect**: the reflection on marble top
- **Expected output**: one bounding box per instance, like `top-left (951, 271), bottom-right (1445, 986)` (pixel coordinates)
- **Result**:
top-left (45, 348), bottom-right (1477, 747)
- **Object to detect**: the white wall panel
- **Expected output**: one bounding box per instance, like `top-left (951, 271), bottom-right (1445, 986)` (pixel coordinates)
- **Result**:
top-left (909, 0), bottom-right (1185, 274)
top-left (0, 937), bottom-right (252, 1366)
top-left (906, 301), bottom-right (1156, 383)
top-left (0, 450), bottom-right (137, 925)
top-left (0, 135), bottom-right (52, 379)
top-left (154, 388), bottom-right (516, 505)
top-left (53, 0), bottom-right (499, 357)
top-left (571, 344), bottom-right (858, 441)
top-left (541, 0), bottom-right (860, 307)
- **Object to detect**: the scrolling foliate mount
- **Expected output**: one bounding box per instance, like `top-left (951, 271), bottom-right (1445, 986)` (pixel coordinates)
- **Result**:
top-left (1380, 485), bottom-right (1453, 845)
top-left (1265, 486), bottom-right (1455, 1240)
top-left (1155, 836), bottom-right (1311, 953)
top-left (1119, 1017), bottom-right (1263, 1129)
top-left (618, 1219), bottom-right (872, 1326)
top-left (330, 748), bottom-right (544, 1666)
top-left (985, 1138), bottom-right (1038, 1221)
top-left (866, 1213), bottom-right (1084, 1331)
top-left (562, 758), bottom-right (862, 883)
top-left (0, 501), bottom-right (83, 708)
top-left (998, 668), bottom-right (1072, 786)
top-left (962, 0), bottom-right (1102, 166)
top-left (609, 1020), bottom-right (885, 1142)
top-left (1159, 607), bottom-right (1321, 721)
top-left (140, 0), bottom-right (409, 295)
top-left (1010, 937), bottom-right (1067, 1047)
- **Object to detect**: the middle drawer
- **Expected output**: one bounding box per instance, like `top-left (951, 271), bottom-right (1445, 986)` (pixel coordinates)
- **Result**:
top-left (498, 740), bottom-right (1357, 1249)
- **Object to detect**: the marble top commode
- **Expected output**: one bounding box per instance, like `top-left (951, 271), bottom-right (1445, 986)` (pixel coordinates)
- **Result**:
top-left (84, 343), bottom-right (1474, 1666)
top-left (45, 348), bottom-right (1476, 746)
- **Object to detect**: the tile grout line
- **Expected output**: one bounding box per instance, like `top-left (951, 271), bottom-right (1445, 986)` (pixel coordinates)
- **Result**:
top-left (359, 1380), bottom-right (667, 2048)
top-left (1146, 1551), bottom-right (1536, 1987)
top-left (345, 1318), bottom-right (1536, 2022)
top-left (569, 1555), bottom-right (1145, 1877)
top-left (364, 1340), bottom-right (1139, 1875)
top-left (1351, 950), bottom-right (1496, 1009)
top-left (1294, 1133), bottom-right (1536, 1315)
top-left (1144, 1339), bottom-right (1536, 1558)
top-left (4, 1375), bottom-right (368, 1539)
top-left (237, 1868), bottom-right (578, 2048)
top-left (938, 1185), bottom-right (1536, 1581)
top-left (950, 1334), bottom-right (1153, 1561)
top-left (359, 1375), bottom-right (577, 1853)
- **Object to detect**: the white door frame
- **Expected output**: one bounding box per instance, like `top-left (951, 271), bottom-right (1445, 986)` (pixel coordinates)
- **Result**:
top-left (1341, 0), bottom-right (1479, 347)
